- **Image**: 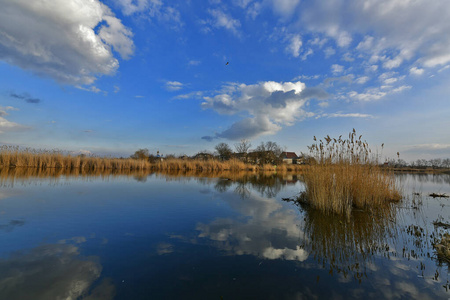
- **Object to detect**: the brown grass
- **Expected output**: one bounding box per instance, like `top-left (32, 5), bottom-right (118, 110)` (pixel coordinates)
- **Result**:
top-left (0, 145), bottom-right (304, 173)
top-left (300, 130), bottom-right (401, 216)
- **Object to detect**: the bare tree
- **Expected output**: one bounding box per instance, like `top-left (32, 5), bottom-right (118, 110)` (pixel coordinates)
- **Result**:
top-left (234, 139), bottom-right (251, 163)
top-left (215, 142), bottom-right (233, 161)
top-left (234, 139), bottom-right (252, 154)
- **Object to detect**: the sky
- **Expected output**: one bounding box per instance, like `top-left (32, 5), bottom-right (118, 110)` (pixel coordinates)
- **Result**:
top-left (0, 0), bottom-right (449, 162)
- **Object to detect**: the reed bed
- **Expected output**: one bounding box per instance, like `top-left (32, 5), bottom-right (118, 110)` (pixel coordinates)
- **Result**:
top-left (300, 130), bottom-right (401, 216)
top-left (0, 145), bottom-right (303, 173)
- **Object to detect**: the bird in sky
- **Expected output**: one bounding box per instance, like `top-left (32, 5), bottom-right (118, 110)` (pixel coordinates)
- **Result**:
top-left (225, 62), bottom-right (229, 65)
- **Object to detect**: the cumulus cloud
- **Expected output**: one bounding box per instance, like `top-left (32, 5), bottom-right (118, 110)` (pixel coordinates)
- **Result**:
top-left (0, 0), bottom-right (134, 86)
top-left (201, 81), bottom-right (327, 140)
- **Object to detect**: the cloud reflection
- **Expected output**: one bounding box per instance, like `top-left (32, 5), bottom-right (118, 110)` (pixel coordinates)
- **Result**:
top-left (196, 185), bottom-right (308, 262)
top-left (0, 243), bottom-right (115, 300)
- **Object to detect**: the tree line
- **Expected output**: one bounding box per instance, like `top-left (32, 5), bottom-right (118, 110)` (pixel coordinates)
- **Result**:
top-left (131, 140), bottom-right (288, 165)
top-left (386, 158), bottom-right (450, 169)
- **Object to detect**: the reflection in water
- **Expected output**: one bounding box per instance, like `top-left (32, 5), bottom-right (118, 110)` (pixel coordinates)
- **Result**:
top-left (0, 243), bottom-right (115, 300)
top-left (196, 182), bottom-right (308, 262)
top-left (1, 170), bottom-right (449, 299)
top-left (0, 219), bottom-right (25, 232)
top-left (214, 173), bottom-right (297, 198)
top-left (297, 201), bottom-right (397, 282)
top-left (396, 173), bottom-right (450, 186)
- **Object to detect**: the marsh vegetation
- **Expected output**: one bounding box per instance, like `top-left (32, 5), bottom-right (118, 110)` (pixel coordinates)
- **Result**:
top-left (0, 145), bottom-right (302, 173)
top-left (299, 130), bottom-right (401, 216)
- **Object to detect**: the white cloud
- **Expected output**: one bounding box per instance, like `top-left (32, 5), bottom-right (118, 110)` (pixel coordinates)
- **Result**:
top-left (0, 106), bottom-right (28, 133)
top-left (207, 9), bottom-right (241, 37)
top-left (321, 113), bottom-right (373, 119)
top-left (165, 81), bottom-right (185, 91)
top-left (233, 0), bottom-right (253, 8)
top-left (270, 0), bottom-right (301, 17)
top-left (0, 0), bottom-right (134, 86)
top-left (289, 0), bottom-right (450, 74)
top-left (174, 91), bottom-right (204, 100)
top-left (201, 81), bottom-right (327, 140)
top-left (355, 76), bottom-right (369, 84)
top-left (286, 34), bottom-right (302, 57)
top-left (342, 52), bottom-right (355, 62)
top-left (301, 48), bottom-right (314, 61)
top-left (324, 47), bottom-right (336, 58)
top-left (114, 0), bottom-right (158, 15)
top-left (115, 0), bottom-right (182, 29)
top-left (331, 64), bottom-right (344, 75)
top-left (349, 85), bottom-right (411, 102)
top-left (410, 67), bottom-right (424, 76)
top-left (188, 60), bottom-right (201, 66)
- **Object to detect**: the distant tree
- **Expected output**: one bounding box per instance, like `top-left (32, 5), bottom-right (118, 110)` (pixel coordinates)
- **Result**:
top-left (396, 159), bottom-right (407, 167)
top-left (430, 158), bottom-right (442, 169)
top-left (131, 148), bottom-right (150, 160)
top-left (215, 142), bottom-right (233, 161)
top-left (193, 150), bottom-right (214, 161)
top-left (234, 139), bottom-right (252, 163)
top-left (443, 158), bottom-right (450, 168)
top-left (254, 141), bottom-right (283, 165)
top-left (234, 139), bottom-right (252, 154)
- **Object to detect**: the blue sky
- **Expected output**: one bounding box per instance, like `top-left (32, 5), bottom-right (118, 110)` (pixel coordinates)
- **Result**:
top-left (1, 0), bottom-right (449, 161)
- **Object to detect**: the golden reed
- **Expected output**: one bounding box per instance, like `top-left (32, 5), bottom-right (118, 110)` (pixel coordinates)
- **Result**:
top-left (0, 146), bottom-right (303, 172)
top-left (300, 130), bottom-right (401, 216)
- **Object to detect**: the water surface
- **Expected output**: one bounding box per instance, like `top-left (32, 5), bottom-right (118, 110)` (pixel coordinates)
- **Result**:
top-left (0, 172), bottom-right (449, 299)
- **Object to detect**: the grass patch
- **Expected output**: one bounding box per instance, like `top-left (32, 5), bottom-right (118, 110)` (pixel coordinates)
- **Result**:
top-left (300, 130), bottom-right (401, 216)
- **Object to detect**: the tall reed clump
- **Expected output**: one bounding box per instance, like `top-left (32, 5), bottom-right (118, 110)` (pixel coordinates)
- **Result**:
top-left (300, 129), bottom-right (401, 216)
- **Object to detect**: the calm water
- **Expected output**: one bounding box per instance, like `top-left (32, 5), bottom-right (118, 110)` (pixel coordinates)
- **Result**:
top-left (0, 172), bottom-right (449, 299)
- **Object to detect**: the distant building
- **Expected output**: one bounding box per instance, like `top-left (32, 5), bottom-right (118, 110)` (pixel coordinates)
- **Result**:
top-left (280, 152), bottom-right (300, 164)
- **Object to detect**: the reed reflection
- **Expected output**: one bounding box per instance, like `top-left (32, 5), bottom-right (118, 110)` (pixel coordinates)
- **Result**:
top-left (291, 199), bottom-right (398, 282)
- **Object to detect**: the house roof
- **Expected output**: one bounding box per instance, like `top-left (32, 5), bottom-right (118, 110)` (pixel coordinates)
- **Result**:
top-left (281, 152), bottom-right (298, 159)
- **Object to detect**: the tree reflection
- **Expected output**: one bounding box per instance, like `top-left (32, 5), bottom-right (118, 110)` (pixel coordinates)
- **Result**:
top-left (213, 173), bottom-right (291, 198)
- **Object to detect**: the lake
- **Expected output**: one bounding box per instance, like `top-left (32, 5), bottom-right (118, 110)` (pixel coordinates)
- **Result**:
top-left (0, 171), bottom-right (449, 299)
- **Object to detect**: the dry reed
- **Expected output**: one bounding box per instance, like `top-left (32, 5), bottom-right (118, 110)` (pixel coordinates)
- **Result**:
top-left (0, 145), bottom-right (303, 173)
top-left (300, 130), bottom-right (401, 216)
